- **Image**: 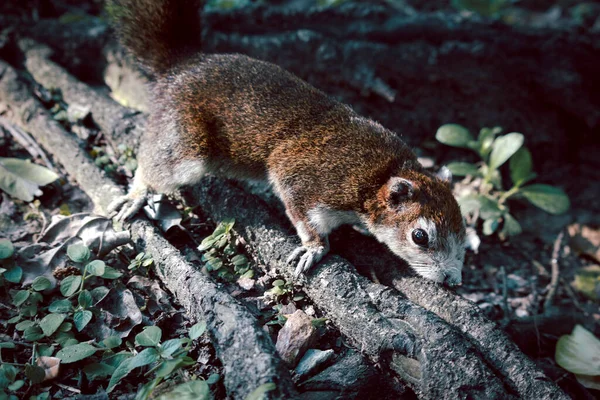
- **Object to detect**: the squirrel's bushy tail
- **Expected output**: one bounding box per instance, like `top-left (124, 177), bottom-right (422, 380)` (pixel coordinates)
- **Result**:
top-left (107, 0), bottom-right (203, 73)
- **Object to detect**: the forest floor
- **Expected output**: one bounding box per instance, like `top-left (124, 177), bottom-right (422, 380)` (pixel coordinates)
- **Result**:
top-left (1, 0), bottom-right (599, 399)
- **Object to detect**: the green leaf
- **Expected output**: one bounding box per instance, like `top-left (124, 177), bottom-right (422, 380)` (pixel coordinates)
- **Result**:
top-left (49, 299), bottom-right (72, 313)
top-left (446, 162), bottom-right (480, 177)
top-left (555, 325), bottom-right (600, 376)
top-left (0, 342), bottom-right (16, 349)
top-left (245, 382), bottom-right (277, 400)
top-left (4, 266), bottom-right (22, 283)
top-left (15, 320), bottom-right (35, 331)
top-left (40, 313), bottom-right (66, 336)
top-left (241, 269), bottom-right (254, 279)
top-left (206, 373), bottom-right (220, 385)
top-left (83, 363), bottom-right (116, 381)
top-left (198, 236), bottom-right (218, 251)
top-left (100, 266), bottom-right (123, 279)
top-left (90, 286), bottom-right (110, 305)
top-left (7, 379), bottom-right (24, 391)
top-left (207, 258), bottom-right (223, 270)
top-left (129, 348), bottom-right (159, 369)
top-left (107, 349), bottom-right (159, 393)
top-left (102, 336), bottom-right (122, 349)
top-left (56, 343), bottom-right (98, 363)
top-left (478, 195), bottom-right (503, 220)
top-left (135, 326), bottom-right (162, 347)
top-left (78, 290), bottom-right (93, 308)
top-left (66, 244), bottom-right (91, 263)
top-left (0, 157), bottom-right (59, 202)
top-left (501, 213), bottom-right (522, 237)
top-left (106, 358), bottom-right (133, 393)
top-left (482, 218), bottom-right (499, 236)
top-left (157, 380), bottom-right (210, 400)
top-left (23, 326), bottom-right (45, 341)
top-left (159, 339), bottom-right (182, 358)
top-left (20, 304), bottom-right (38, 317)
top-left (54, 332), bottom-right (76, 347)
top-left (73, 310), bottom-right (93, 332)
top-left (488, 132), bottom-right (524, 170)
top-left (154, 358), bottom-right (185, 379)
top-left (272, 280), bottom-right (285, 287)
top-left (189, 321), bottom-right (207, 340)
top-left (136, 378), bottom-right (160, 400)
top-left (0, 239), bottom-right (14, 260)
top-left (60, 275), bottom-right (82, 297)
top-left (509, 147), bottom-right (535, 186)
top-left (12, 290), bottom-right (30, 307)
top-left (435, 124), bottom-right (473, 148)
top-left (520, 184), bottom-right (570, 215)
top-left (59, 322), bottom-right (73, 332)
top-left (24, 364), bottom-right (46, 384)
top-left (85, 260), bottom-right (105, 277)
top-left (32, 276), bottom-right (52, 291)
top-left (476, 127), bottom-right (501, 158)
top-left (231, 255), bottom-right (248, 266)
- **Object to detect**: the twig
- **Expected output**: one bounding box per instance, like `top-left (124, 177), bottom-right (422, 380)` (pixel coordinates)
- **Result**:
top-left (0, 116), bottom-right (54, 169)
top-left (544, 230), bottom-right (564, 311)
top-left (55, 383), bottom-right (81, 394)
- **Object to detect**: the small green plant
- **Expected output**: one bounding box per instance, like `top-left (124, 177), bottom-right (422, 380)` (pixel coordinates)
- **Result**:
top-left (0, 238), bottom-right (22, 286)
top-left (436, 124), bottom-right (570, 239)
top-left (116, 144), bottom-right (138, 173)
top-left (198, 219), bottom-right (254, 281)
top-left (128, 251), bottom-right (154, 273)
top-left (266, 279), bottom-right (293, 298)
top-left (104, 321), bottom-right (206, 397)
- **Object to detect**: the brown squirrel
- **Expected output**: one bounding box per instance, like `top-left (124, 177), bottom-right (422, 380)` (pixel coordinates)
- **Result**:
top-left (107, 0), bottom-right (466, 285)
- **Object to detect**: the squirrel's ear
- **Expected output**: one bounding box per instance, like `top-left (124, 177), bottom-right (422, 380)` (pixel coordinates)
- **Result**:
top-left (436, 166), bottom-right (452, 184)
top-left (386, 177), bottom-right (414, 207)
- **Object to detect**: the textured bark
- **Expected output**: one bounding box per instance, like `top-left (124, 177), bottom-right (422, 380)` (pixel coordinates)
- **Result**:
top-left (0, 60), bottom-right (297, 400)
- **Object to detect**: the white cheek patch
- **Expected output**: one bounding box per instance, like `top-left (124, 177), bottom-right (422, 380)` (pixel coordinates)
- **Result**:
top-left (368, 218), bottom-right (465, 284)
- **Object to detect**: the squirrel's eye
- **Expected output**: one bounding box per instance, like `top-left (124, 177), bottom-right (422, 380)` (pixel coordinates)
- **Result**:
top-left (411, 229), bottom-right (429, 247)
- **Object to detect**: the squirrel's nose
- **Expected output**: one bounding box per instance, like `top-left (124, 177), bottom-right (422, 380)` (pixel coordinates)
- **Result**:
top-left (444, 272), bottom-right (462, 287)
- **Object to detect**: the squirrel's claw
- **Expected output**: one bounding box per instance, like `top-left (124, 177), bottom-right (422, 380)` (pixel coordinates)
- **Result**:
top-left (289, 245), bottom-right (328, 278)
top-left (108, 189), bottom-right (149, 221)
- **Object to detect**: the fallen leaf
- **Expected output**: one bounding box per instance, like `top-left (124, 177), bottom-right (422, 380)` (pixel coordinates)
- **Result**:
top-left (568, 223), bottom-right (600, 263)
top-left (86, 284), bottom-right (143, 341)
top-left (572, 265), bottom-right (600, 300)
top-left (36, 356), bottom-right (60, 381)
top-left (0, 157), bottom-right (59, 202)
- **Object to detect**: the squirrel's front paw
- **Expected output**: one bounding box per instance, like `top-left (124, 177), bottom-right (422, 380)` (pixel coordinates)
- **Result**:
top-left (107, 189), bottom-right (149, 221)
top-left (287, 245), bottom-right (329, 278)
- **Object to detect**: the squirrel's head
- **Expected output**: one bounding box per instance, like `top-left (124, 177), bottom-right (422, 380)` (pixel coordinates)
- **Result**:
top-left (365, 167), bottom-right (466, 286)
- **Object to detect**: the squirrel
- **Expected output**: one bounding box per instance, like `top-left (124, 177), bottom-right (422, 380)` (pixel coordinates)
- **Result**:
top-left (107, 0), bottom-right (466, 285)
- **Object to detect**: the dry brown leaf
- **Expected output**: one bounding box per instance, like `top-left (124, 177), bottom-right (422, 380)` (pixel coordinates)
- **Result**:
top-left (568, 223), bottom-right (600, 262)
top-left (37, 356), bottom-right (60, 381)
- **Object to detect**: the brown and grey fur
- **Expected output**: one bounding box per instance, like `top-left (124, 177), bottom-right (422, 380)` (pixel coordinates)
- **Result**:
top-left (108, 0), bottom-right (467, 284)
